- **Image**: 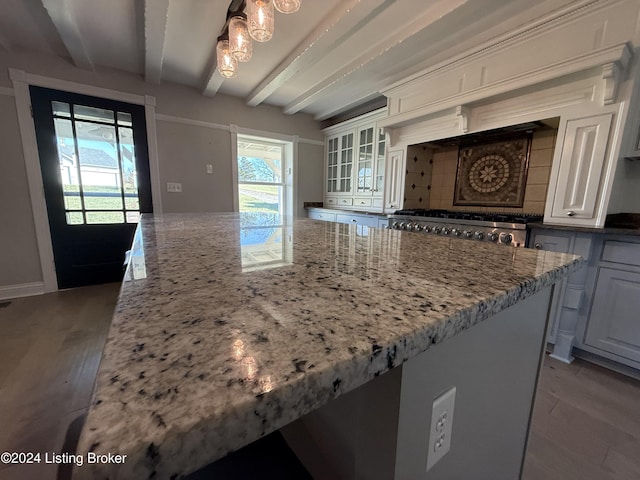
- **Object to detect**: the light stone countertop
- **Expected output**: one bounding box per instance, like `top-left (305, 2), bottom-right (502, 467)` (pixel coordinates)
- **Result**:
top-left (74, 212), bottom-right (582, 479)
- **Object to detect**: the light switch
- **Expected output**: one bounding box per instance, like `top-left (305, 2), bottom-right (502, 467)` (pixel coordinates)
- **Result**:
top-left (206, 164), bottom-right (213, 174)
top-left (167, 182), bottom-right (182, 193)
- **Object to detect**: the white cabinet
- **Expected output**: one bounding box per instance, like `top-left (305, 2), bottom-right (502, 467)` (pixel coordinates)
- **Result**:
top-left (581, 239), bottom-right (640, 368)
top-left (323, 109), bottom-right (387, 211)
top-left (544, 113), bottom-right (613, 226)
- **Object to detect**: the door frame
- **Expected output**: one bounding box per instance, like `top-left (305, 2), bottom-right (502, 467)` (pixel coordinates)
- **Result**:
top-left (9, 68), bottom-right (162, 293)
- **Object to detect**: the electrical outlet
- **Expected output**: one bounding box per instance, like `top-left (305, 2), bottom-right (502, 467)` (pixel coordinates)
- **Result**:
top-left (426, 386), bottom-right (456, 471)
top-left (206, 164), bottom-right (213, 174)
top-left (167, 182), bottom-right (182, 193)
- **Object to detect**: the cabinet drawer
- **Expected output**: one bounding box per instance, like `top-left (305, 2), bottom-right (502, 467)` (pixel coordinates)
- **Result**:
top-left (325, 197), bottom-right (338, 206)
top-left (372, 198), bottom-right (383, 208)
top-left (602, 241), bottom-right (640, 266)
top-left (338, 198), bottom-right (353, 207)
top-left (308, 211), bottom-right (335, 222)
top-left (335, 214), bottom-right (379, 227)
top-left (354, 198), bottom-right (372, 207)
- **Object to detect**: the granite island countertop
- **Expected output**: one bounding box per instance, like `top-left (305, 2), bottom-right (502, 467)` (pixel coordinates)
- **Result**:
top-left (74, 213), bottom-right (583, 479)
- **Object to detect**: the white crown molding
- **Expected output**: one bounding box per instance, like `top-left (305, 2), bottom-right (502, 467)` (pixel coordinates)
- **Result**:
top-left (0, 282), bottom-right (45, 301)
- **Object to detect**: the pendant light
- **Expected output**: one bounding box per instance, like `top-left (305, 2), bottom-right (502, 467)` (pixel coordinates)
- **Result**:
top-left (273, 0), bottom-right (300, 14)
top-left (229, 13), bottom-right (252, 62)
top-left (216, 35), bottom-right (238, 78)
top-left (247, 0), bottom-right (274, 42)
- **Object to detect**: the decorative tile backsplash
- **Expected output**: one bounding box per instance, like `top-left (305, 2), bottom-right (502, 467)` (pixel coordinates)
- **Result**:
top-left (403, 145), bottom-right (433, 209)
top-left (404, 129), bottom-right (557, 214)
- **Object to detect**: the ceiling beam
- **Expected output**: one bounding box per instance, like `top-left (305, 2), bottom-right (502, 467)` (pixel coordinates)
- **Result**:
top-left (41, 0), bottom-right (93, 70)
top-left (202, 67), bottom-right (226, 97)
top-left (245, 0), bottom-right (382, 107)
top-left (283, 0), bottom-right (468, 115)
top-left (144, 0), bottom-right (171, 84)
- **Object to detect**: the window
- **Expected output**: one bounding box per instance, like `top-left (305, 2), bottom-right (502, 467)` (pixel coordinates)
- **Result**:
top-left (237, 138), bottom-right (284, 215)
top-left (236, 136), bottom-right (293, 271)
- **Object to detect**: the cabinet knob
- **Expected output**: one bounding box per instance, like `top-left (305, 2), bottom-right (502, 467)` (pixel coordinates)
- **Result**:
top-left (352, 219), bottom-right (357, 222)
top-left (567, 211), bottom-right (576, 217)
top-left (534, 243), bottom-right (543, 249)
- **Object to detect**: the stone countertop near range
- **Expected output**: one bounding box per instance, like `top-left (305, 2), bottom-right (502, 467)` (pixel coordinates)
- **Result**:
top-left (74, 213), bottom-right (582, 480)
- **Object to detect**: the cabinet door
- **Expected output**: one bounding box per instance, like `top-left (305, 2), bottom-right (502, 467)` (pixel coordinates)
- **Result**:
top-left (338, 132), bottom-right (354, 194)
top-left (373, 130), bottom-right (385, 197)
top-left (585, 267), bottom-right (640, 363)
top-left (326, 136), bottom-right (339, 194)
top-left (548, 113), bottom-right (612, 221)
top-left (355, 126), bottom-right (374, 195)
top-left (384, 149), bottom-right (405, 211)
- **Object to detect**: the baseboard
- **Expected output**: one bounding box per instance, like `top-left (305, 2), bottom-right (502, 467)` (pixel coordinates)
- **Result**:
top-left (572, 348), bottom-right (640, 381)
top-left (0, 281), bottom-right (45, 300)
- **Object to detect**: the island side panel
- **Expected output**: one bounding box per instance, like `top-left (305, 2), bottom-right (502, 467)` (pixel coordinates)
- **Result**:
top-left (395, 287), bottom-right (552, 480)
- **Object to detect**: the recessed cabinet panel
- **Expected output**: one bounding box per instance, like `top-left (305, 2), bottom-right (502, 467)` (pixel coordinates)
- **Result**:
top-left (385, 149), bottom-right (405, 211)
top-left (550, 114), bottom-right (612, 220)
top-left (585, 267), bottom-right (640, 362)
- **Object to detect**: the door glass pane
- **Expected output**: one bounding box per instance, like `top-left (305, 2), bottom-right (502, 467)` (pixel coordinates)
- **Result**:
top-left (54, 118), bottom-right (82, 210)
top-left (52, 101), bottom-right (71, 117)
top-left (86, 211), bottom-right (125, 224)
top-left (73, 105), bottom-right (115, 123)
top-left (117, 112), bottom-right (132, 126)
top-left (119, 127), bottom-right (139, 210)
top-left (66, 212), bottom-right (84, 225)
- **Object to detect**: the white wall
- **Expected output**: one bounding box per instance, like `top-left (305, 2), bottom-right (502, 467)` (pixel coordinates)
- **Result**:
top-left (0, 50), bottom-right (324, 289)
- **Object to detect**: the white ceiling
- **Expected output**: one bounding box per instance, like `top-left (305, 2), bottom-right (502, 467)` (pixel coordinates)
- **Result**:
top-left (0, 0), bottom-right (577, 120)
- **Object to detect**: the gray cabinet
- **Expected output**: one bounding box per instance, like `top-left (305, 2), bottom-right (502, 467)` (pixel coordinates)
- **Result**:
top-left (530, 231), bottom-right (572, 344)
top-left (308, 210), bottom-right (336, 222)
top-left (581, 239), bottom-right (640, 367)
top-left (529, 228), bottom-right (593, 364)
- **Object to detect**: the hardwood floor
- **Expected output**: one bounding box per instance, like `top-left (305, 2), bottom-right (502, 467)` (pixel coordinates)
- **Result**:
top-left (1, 284), bottom-right (639, 480)
top-left (0, 283), bottom-right (120, 480)
top-left (522, 355), bottom-right (640, 480)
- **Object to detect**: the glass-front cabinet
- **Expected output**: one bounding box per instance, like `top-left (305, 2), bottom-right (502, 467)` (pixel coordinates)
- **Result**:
top-left (323, 109), bottom-right (386, 211)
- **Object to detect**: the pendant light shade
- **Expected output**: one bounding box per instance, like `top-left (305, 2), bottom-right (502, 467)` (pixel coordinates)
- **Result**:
top-left (274, 0), bottom-right (300, 14)
top-left (216, 38), bottom-right (238, 78)
top-left (247, 0), bottom-right (274, 42)
top-left (229, 15), bottom-right (252, 62)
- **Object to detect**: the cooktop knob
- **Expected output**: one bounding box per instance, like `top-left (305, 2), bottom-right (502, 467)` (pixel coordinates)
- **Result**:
top-left (475, 231), bottom-right (485, 240)
top-left (405, 223), bottom-right (414, 231)
top-left (442, 227), bottom-right (452, 235)
top-left (414, 224), bottom-right (423, 232)
top-left (392, 222), bottom-right (400, 229)
top-left (434, 226), bottom-right (442, 234)
top-left (500, 233), bottom-right (513, 244)
top-left (463, 230), bottom-right (474, 238)
top-left (452, 228), bottom-right (461, 236)
top-left (424, 225), bottom-right (433, 233)
top-left (488, 232), bottom-right (499, 242)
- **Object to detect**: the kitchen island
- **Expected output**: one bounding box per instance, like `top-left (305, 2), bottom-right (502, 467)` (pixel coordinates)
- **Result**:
top-left (73, 213), bottom-right (582, 479)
